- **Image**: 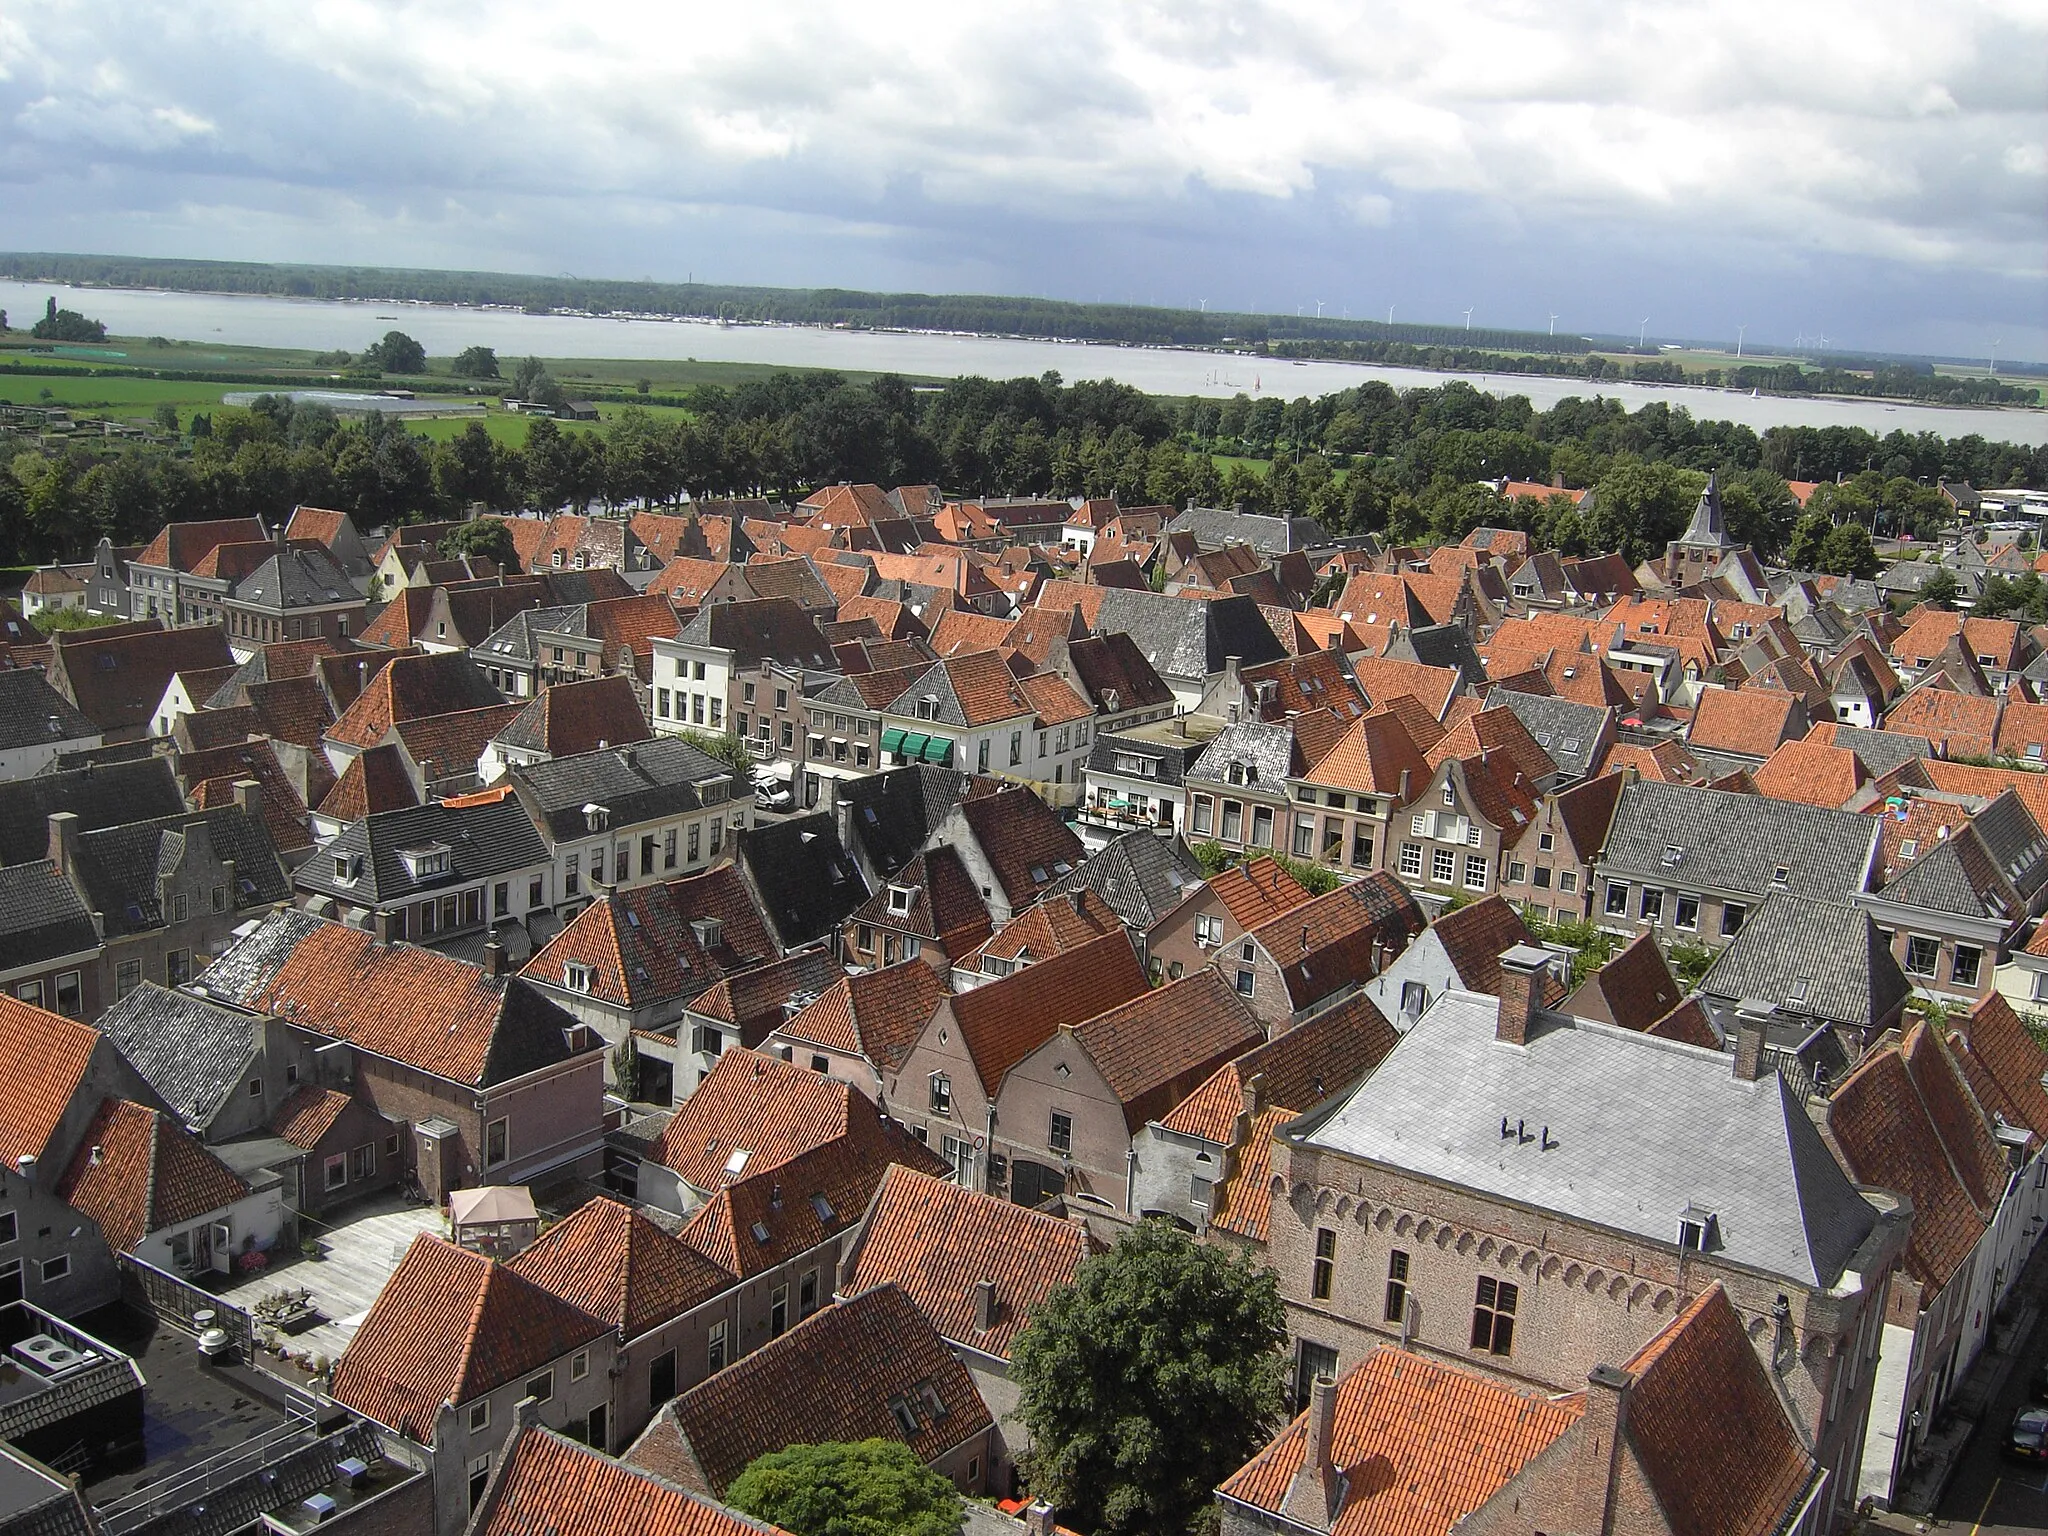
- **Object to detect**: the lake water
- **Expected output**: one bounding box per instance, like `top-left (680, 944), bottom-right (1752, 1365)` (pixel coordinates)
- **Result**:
top-left (5, 278), bottom-right (2044, 445)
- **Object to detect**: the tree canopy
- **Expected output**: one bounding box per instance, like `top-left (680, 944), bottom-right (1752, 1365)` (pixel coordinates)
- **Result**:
top-left (28, 296), bottom-right (106, 343)
top-left (723, 1440), bottom-right (962, 1536)
top-left (450, 344), bottom-right (501, 379)
top-left (439, 516), bottom-right (517, 566)
top-left (1011, 1219), bottom-right (1288, 1536)
top-left (362, 329), bottom-right (427, 374)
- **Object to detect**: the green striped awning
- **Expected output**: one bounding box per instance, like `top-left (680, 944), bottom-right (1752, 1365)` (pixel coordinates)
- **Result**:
top-left (880, 727), bottom-right (907, 753)
top-left (921, 736), bottom-right (954, 765)
top-left (898, 732), bottom-right (931, 759)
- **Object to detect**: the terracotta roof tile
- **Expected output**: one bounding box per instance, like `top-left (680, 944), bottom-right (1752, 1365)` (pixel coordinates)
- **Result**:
top-left (508, 1195), bottom-right (735, 1340)
top-left (1644, 997), bottom-right (1720, 1048)
top-left (778, 960), bottom-right (947, 1073)
top-left (1160, 989), bottom-right (1397, 1143)
top-left (957, 788), bottom-right (1086, 910)
top-left (949, 930), bottom-right (1150, 1096)
top-left (633, 1283), bottom-right (991, 1497)
top-left (959, 887), bottom-right (1122, 974)
top-left (327, 651), bottom-right (505, 750)
top-left (1245, 872), bottom-right (1427, 1012)
top-left (1207, 857), bottom-right (1313, 932)
top-left (654, 1049), bottom-right (865, 1193)
top-left (1884, 687), bottom-right (2002, 759)
top-left (1903, 1022), bottom-right (2009, 1211)
top-left (1598, 739), bottom-right (1703, 783)
top-left (0, 997), bottom-right (102, 1165)
top-left (271, 1085), bottom-right (353, 1148)
top-left (317, 743), bottom-right (421, 821)
top-left (331, 1235), bottom-right (609, 1439)
top-left (1066, 969), bottom-right (1265, 1132)
top-left (1618, 1285), bottom-right (1819, 1536)
top-left (523, 867), bottom-right (779, 1011)
top-left (1948, 992), bottom-right (2048, 1139)
top-left (474, 1425), bottom-right (788, 1536)
top-left (1217, 1345), bottom-right (1582, 1535)
top-left (843, 1165), bottom-right (1096, 1358)
top-left (1363, 693), bottom-right (1450, 755)
top-left (57, 1097), bottom-right (250, 1254)
top-left (1428, 896), bottom-right (1539, 998)
top-left (390, 703), bottom-right (525, 781)
top-left (1348, 658), bottom-right (1462, 719)
top-left (1686, 688), bottom-right (1805, 757)
top-left (1208, 1106), bottom-right (1298, 1242)
top-left (1307, 710), bottom-right (1432, 795)
top-left (1423, 705), bottom-right (1556, 787)
top-left (1751, 737), bottom-right (1867, 809)
top-left (846, 848), bottom-right (992, 955)
top-left (687, 950), bottom-right (843, 1049)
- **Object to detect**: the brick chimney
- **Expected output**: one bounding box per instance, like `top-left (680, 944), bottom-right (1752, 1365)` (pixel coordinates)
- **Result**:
top-left (372, 908), bottom-right (396, 945)
top-left (231, 777), bottom-right (262, 826)
top-left (975, 1278), bottom-right (998, 1332)
top-left (1281, 1374), bottom-right (1343, 1529)
top-left (1567, 1363), bottom-right (1632, 1535)
top-left (1242, 1070), bottom-right (1266, 1121)
top-left (1022, 1502), bottom-right (1057, 1536)
top-left (1733, 1004), bottom-right (1772, 1082)
top-left (47, 811), bottom-right (80, 877)
top-left (483, 939), bottom-right (509, 977)
top-left (1495, 944), bottom-right (1549, 1046)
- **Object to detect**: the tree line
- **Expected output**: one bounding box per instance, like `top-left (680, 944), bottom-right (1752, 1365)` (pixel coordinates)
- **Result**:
top-left (2, 366), bottom-right (2043, 571)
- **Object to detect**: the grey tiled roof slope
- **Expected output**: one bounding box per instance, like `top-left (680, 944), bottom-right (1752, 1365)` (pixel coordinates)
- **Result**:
top-left (97, 983), bottom-right (258, 1126)
top-left (1183, 719), bottom-right (1292, 788)
top-left (1040, 830), bottom-right (1203, 932)
top-left (737, 812), bottom-right (869, 948)
top-left (71, 806), bottom-right (290, 935)
top-left (511, 738), bottom-right (734, 841)
top-left (1603, 780), bottom-right (1878, 901)
top-left (1292, 990), bottom-right (1881, 1288)
top-left (1488, 690), bottom-right (1611, 781)
top-left (1164, 505), bottom-right (1329, 555)
top-left (297, 797), bottom-right (549, 904)
top-left (1088, 589), bottom-right (1285, 682)
top-left (1085, 730), bottom-right (1210, 789)
top-left (0, 756), bottom-right (187, 866)
top-left (0, 669), bottom-right (99, 751)
top-left (475, 604), bottom-right (581, 664)
top-left (1825, 725), bottom-right (1932, 778)
top-left (1698, 894), bottom-right (1909, 1030)
top-left (835, 766), bottom-right (975, 880)
top-left (0, 860), bottom-right (99, 971)
top-left (235, 545), bottom-right (356, 610)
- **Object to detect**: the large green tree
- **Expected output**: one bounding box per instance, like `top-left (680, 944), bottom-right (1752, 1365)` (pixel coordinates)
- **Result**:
top-left (1011, 1219), bottom-right (1287, 1536)
top-left (724, 1440), bottom-right (961, 1536)
top-left (450, 344), bottom-right (501, 379)
top-left (440, 516), bottom-right (518, 568)
top-left (362, 330), bottom-right (427, 374)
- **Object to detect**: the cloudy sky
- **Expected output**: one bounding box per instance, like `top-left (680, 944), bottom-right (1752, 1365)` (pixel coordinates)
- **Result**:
top-left (2, 1), bottom-right (2043, 360)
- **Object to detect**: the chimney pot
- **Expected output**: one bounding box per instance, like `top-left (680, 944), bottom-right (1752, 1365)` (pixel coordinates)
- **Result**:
top-left (1495, 944), bottom-right (1548, 1046)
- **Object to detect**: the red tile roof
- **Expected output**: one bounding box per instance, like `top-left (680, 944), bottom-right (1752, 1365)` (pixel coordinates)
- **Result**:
top-left (1569, 930), bottom-right (1681, 1032)
top-left (0, 998), bottom-right (102, 1166)
top-left (271, 1085), bottom-right (353, 1148)
top-left (508, 1195), bottom-right (735, 1340)
top-left (136, 517), bottom-right (268, 572)
top-left (1686, 688), bottom-right (1805, 757)
top-left (778, 961), bottom-right (946, 1073)
top-left (332, 1235), bottom-right (610, 1439)
top-left (956, 787), bottom-right (1086, 909)
top-left (1207, 858), bottom-right (1313, 932)
top-left (628, 1283), bottom-right (992, 1497)
top-left (1064, 969), bottom-right (1265, 1132)
top-left (654, 1049), bottom-right (868, 1193)
top-left (1750, 737), bottom-right (1867, 809)
top-left (1884, 686), bottom-right (2003, 760)
top-left (959, 888), bottom-right (1122, 973)
top-left (524, 868), bottom-right (779, 1011)
top-left (1217, 1345), bottom-right (1582, 1536)
top-left (1160, 991), bottom-right (1397, 1144)
top-left (326, 651), bottom-right (505, 750)
top-left (1947, 992), bottom-right (2048, 1139)
top-left (1427, 895), bottom-right (1539, 998)
top-left (474, 1425), bottom-right (789, 1536)
top-left (948, 930), bottom-right (1150, 1096)
top-left (1305, 711), bottom-right (1431, 796)
top-left (57, 1098), bottom-right (250, 1254)
top-left (844, 1165), bottom-right (1096, 1358)
top-left (1245, 873), bottom-right (1427, 1012)
top-left (1644, 997), bottom-right (1720, 1048)
top-left (1617, 1285), bottom-right (1819, 1536)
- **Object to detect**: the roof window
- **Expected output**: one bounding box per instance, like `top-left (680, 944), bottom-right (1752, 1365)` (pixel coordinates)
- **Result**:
top-left (724, 1148), bottom-right (751, 1177)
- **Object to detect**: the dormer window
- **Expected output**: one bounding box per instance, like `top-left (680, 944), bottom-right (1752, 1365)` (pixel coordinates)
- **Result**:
top-left (1228, 762), bottom-right (1245, 786)
top-left (334, 852), bottom-right (356, 881)
top-left (1677, 1206), bottom-right (1718, 1252)
top-left (584, 803), bottom-right (609, 833)
top-left (399, 844), bottom-right (449, 880)
top-left (888, 885), bottom-right (914, 915)
top-left (917, 696), bottom-right (939, 721)
top-left (564, 963), bottom-right (592, 993)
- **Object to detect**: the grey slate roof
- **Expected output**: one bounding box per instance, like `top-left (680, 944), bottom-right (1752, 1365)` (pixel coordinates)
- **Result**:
top-left (1164, 505), bottom-right (1330, 556)
top-left (1181, 719), bottom-right (1292, 790)
top-left (1386, 624), bottom-right (1486, 688)
top-left (1086, 730), bottom-right (1210, 790)
top-left (1087, 589), bottom-right (1285, 685)
top-left (297, 796), bottom-right (549, 904)
top-left (1291, 989), bottom-right (1881, 1288)
top-left (1824, 725), bottom-right (1932, 779)
top-left (0, 859), bottom-right (99, 971)
top-left (1040, 829), bottom-right (1203, 932)
top-left (1488, 690), bottom-right (1611, 782)
top-left (511, 738), bottom-right (735, 842)
top-left (96, 983), bottom-right (259, 1126)
top-left (736, 811), bottom-right (869, 949)
top-left (71, 806), bottom-right (291, 936)
top-left (1602, 779), bottom-right (1879, 901)
top-left (835, 766), bottom-right (975, 880)
top-left (0, 669), bottom-right (99, 752)
top-left (674, 596), bottom-right (835, 669)
top-left (1698, 894), bottom-right (1910, 1030)
top-left (476, 604), bottom-right (582, 666)
top-left (0, 756), bottom-right (187, 866)
top-left (234, 545), bottom-right (356, 611)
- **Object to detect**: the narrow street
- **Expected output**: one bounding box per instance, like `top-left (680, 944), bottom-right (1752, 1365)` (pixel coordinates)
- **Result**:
top-left (1898, 1292), bottom-right (2048, 1534)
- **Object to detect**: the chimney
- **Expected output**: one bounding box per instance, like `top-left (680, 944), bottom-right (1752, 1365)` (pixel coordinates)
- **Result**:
top-left (1397, 767), bottom-right (1411, 802)
top-left (1733, 1004), bottom-right (1771, 1082)
top-left (975, 1279), bottom-right (998, 1332)
top-left (1495, 945), bottom-right (1549, 1046)
top-left (47, 811), bottom-right (80, 877)
top-left (14, 1154), bottom-right (35, 1190)
top-left (231, 777), bottom-right (262, 825)
top-left (1242, 1071), bottom-right (1266, 1120)
top-left (1568, 1364), bottom-right (1633, 1536)
top-left (1281, 1374), bottom-right (1342, 1529)
top-left (1023, 1503), bottom-right (1057, 1536)
top-left (372, 908), bottom-right (396, 946)
top-left (484, 940), bottom-right (508, 977)
top-left (1300, 923), bottom-right (1311, 953)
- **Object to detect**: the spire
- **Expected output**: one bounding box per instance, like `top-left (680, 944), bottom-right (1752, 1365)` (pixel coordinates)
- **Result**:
top-left (1680, 472), bottom-right (1731, 549)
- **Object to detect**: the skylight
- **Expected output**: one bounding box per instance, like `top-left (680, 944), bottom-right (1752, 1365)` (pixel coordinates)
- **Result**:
top-left (724, 1148), bottom-right (751, 1177)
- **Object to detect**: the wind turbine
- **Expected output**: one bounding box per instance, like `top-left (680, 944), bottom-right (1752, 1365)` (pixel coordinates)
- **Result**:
top-left (1991, 340), bottom-right (2002, 377)
top-left (1462, 307), bottom-right (1474, 330)
top-left (1386, 304), bottom-right (1396, 326)
top-left (1548, 311), bottom-right (1559, 336)
top-left (1315, 299), bottom-right (1326, 319)
top-left (1638, 317), bottom-right (1650, 349)
top-left (1198, 299), bottom-right (1208, 313)
top-left (1736, 324), bottom-right (1747, 359)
